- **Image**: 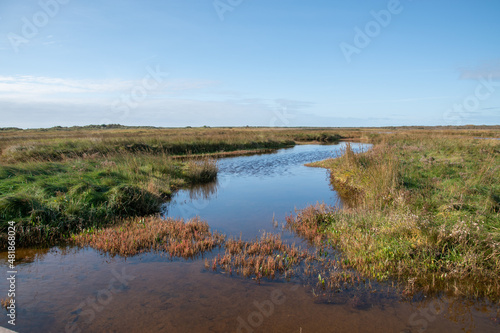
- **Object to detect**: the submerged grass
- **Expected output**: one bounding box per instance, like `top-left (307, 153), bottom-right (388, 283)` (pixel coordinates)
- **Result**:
top-left (209, 232), bottom-right (315, 281)
top-left (303, 135), bottom-right (500, 301)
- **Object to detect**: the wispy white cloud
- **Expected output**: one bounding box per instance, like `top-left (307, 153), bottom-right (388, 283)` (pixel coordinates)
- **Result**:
top-left (0, 75), bottom-right (317, 128)
top-left (0, 85), bottom-right (316, 129)
top-left (0, 97), bottom-right (294, 128)
top-left (0, 75), bottom-right (129, 96)
top-left (331, 95), bottom-right (452, 105)
top-left (0, 75), bottom-right (218, 100)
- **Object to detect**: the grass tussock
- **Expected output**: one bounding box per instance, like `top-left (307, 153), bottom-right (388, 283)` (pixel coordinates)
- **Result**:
top-left (72, 216), bottom-right (225, 258)
top-left (209, 232), bottom-right (315, 281)
top-left (285, 204), bottom-right (331, 246)
top-left (183, 158), bottom-right (218, 184)
top-left (302, 135), bottom-right (500, 301)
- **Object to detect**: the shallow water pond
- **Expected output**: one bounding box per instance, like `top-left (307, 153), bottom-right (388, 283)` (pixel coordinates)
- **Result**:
top-left (163, 143), bottom-right (364, 239)
top-left (1, 143), bottom-right (499, 333)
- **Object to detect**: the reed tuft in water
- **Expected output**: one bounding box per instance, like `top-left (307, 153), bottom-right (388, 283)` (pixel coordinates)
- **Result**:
top-left (73, 216), bottom-right (225, 258)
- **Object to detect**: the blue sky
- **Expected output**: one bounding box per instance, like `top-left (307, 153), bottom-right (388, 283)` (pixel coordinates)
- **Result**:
top-left (1, 0), bottom-right (499, 128)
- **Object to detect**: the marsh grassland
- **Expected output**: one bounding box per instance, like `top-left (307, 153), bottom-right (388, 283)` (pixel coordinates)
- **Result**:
top-left (307, 132), bottom-right (500, 300)
top-left (0, 127), bottom-right (342, 246)
top-left (1, 125), bottom-right (499, 302)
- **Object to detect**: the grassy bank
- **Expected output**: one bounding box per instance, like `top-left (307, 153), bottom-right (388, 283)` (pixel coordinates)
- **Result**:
top-left (0, 154), bottom-right (217, 247)
top-left (304, 134), bottom-right (500, 300)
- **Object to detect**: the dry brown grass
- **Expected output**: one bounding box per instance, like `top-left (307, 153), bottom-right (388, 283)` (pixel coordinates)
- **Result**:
top-left (73, 216), bottom-right (225, 258)
top-left (209, 232), bottom-right (316, 281)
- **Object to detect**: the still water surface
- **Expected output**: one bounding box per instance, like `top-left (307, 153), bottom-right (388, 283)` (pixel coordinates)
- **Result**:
top-left (163, 143), bottom-right (361, 239)
top-left (1, 143), bottom-right (499, 333)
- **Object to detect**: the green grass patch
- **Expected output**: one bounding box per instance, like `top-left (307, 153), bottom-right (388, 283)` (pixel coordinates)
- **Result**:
top-left (304, 136), bottom-right (500, 300)
top-left (0, 154), bottom-right (218, 247)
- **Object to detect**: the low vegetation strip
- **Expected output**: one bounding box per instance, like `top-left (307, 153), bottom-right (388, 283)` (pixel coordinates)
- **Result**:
top-left (72, 216), bottom-right (225, 258)
top-left (303, 135), bottom-right (500, 300)
top-left (70, 215), bottom-right (317, 282)
top-left (0, 127), bottom-right (344, 163)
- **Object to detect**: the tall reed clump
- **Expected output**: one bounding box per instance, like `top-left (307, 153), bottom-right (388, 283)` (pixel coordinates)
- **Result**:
top-left (284, 204), bottom-right (331, 246)
top-left (73, 216), bottom-right (225, 258)
top-left (182, 158), bottom-right (218, 184)
top-left (301, 135), bottom-right (500, 301)
top-left (320, 142), bottom-right (400, 209)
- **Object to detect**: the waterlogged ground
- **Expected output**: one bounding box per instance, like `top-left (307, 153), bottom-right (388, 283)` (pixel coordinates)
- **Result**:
top-left (1, 144), bottom-right (499, 333)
